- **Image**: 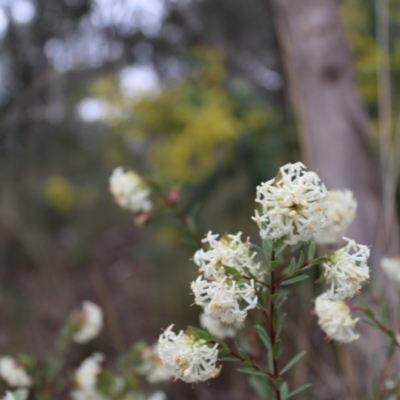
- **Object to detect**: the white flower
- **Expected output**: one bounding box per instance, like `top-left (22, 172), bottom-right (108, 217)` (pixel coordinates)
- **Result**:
top-left (191, 276), bottom-right (257, 324)
top-left (147, 391), bottom-right (167, 400)
top-left (158, 325), bottom-right (221, 383)
top-left (314, 190), bottom-right (357, 244)
top-left (194, 232), bottom-right (261, 280)
top-left (200, 313), bottom-right (241, 339)
top-left (2, 390), bottom-right (29, 400)
top-left (253, 162), bottom-right (328, 245)
top-left (381, 257), bottom-right (400, 283)
top-left (137, 345), bottom-right (171, 383)
top-left (73, 301), bottom-right (104, 344)
top-left (71, 353), bottom-right (107, 400)
top-left (323, 238), bottom-right (370, 300)
top-left (109, 167), bottom-right (152, 213)
top-left (0, 357), bottom-right (32, 388)
top-left (315, 294), bottom-right (359, 343)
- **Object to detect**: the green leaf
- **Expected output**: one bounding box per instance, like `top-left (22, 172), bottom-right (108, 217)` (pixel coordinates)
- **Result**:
top-left (187, 326), bottom-right (210, 341)
top-left (281, 275), bottom-right (308, 286)
top-left (223, 265), bottom-right (241, 278)
top-left (274, 378), bottom-right (283, 390)
top-left (263, 239), bottom-right (273, 261)
top-left (276, 313), bottom-right (287, 339)
top-left (275, 242), bottom-right (288, 257)
top-left (288, 257), bottom-right (296, 273)
top-left (270, 260), bottom-right (278, 270)
top-left (280, 382), bottom-right (289, 400)
top-left (296, 251), bottom-right (305, 268)
top-left (288, 383), bottom-right (312, 398)
top-left (273, 340), bottom-right (281, 358)
top-left (249, 376), bottom-right (270, 398)
top-left (255, 325), bottom-right (271, 351)
top-left (364, 309), bottom-right (375, 319)
top-left (273, 238), bottom-right (284, 250)
top-left (281, 351), bottom-right (307, 374)
top-left (221, 357), bottom-right (239, 362)
top-left (308, 242), bottom-right (316, 260)
top-left (308, 257), bottom-right (326, 267)
top-left (270, 294), bottom-right (279, 302)
top-left (237, 367), bottom-right (268, 378)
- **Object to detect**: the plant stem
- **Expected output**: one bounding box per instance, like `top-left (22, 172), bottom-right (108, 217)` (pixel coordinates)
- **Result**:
top-left (270, 251), bottom-right (282, 400)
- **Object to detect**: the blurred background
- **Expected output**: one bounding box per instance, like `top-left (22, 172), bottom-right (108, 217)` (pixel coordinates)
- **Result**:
top-left (0, 0), bottom-right (399, 398)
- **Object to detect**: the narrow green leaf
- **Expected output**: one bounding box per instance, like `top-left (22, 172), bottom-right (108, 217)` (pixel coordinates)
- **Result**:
top-left (276, 313), bottom-right (287, 339)
top-left (288, 257), bottom-right (296, 273)
top-left (187, 326), bottom-right (210, 341)
top-left (249, 376), bottom-right (270, 398)
top-left (270, 294), bottom-right (279, 302)
top-left (222, 357), bottom-right (240, 362)
top-left (296, 251), bottom-right (305, 268)
top-left (281, 275), bottom-right (308, 286)
top-left (274, 378), bottom-right (283, 390)
top-left (280, 382), bottom-right (289, 400)
top-left (237, 367), bottom-right (268, 378)
top-left (288, 383), bottom-right (312, 398)
top-left (273, 340), bottom-right (281, 358)
top-left (273, 238), bottom-right (283, 250)
top-left (308, 242), bottom-right (316, 260)
top-left (308, 257), bottom-right (326, 267)
top-left (270, 260), bottom-right (278, 270)
top-left (281, 351), bottom-right (306, 375)
top-left (255, 325), bottom-right (272, 351)
top-left (275, 242), bottom-right (288, 257)
top-left (364, 309), bottom-right (375, 319)
top-left (223, 265), bottom-right (241, 277)
top-left (263, 239), bottom-right (273, 261)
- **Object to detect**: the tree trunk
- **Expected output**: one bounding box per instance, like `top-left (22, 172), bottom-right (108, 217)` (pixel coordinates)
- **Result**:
top-left (269, 0), bottom-right (400, 397)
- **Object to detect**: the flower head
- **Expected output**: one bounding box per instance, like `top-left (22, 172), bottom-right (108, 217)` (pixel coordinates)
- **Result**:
top-left (72, 301), bottom-right (104, 344)
top-left (2, 390), bottom-right (29, 400)
top-left (381, 257), bottom-right (400, 283)
top-left (0, 357), bottom-right (32, 388)
top-left (253, 162), bottom-right (328, 245)
top-left (323, 238), bottom-right (370, 300)
top-left (315, 294), bottom-right (359, 343)
top-left (194, 231), bottom-right (260, 280)
top-left (191, 276), bottom-right (257, 324)
top-left (199, 313), bottom-right (241, 339)
top-left (71, 353), bottom-right (107, 400)
top-left (314, 190), bottom-right (357, 244)
top-left (109, 167), bottom-right (152, 213)
top-left (137, 345), bottom-right (171, 383)
top-left (158, 325), bottom-right (221, 383)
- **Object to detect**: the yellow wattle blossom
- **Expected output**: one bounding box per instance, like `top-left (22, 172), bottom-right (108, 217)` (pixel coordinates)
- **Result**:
top-left (44, 175), bottom-right (75, 212)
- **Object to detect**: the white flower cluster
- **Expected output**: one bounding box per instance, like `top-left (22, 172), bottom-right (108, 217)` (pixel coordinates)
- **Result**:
top-left (0, 357), bottom-right (32, 388)
top-left (1, 390), bottom-right (28, 400)
top-left (323, 238), bottom-right (370, 300)
top-left (194, 232), bottom-right (261, 279)
top-left (315, 294), bottom-right (359, 343)
top-left (158, 325), bottom-right (221, 383)
top-left (73, 301), bottom-right (104, 344)
top-left (199, 313), bottom-right (241, 339)
top-left (381, 257), bottom-right (400, 283)
top-left (253, 162), bottom-right (328, 245)
top-left (191, 232), bottom-right (258, 325)
top-left (314, 190), bottom-right (357, 244)
top-left (136, 345), bottom-right (171, 383)
top-left (71, 353), bottom-right (107, 400)
top-left (109, 167), bottom-right (152, 213)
